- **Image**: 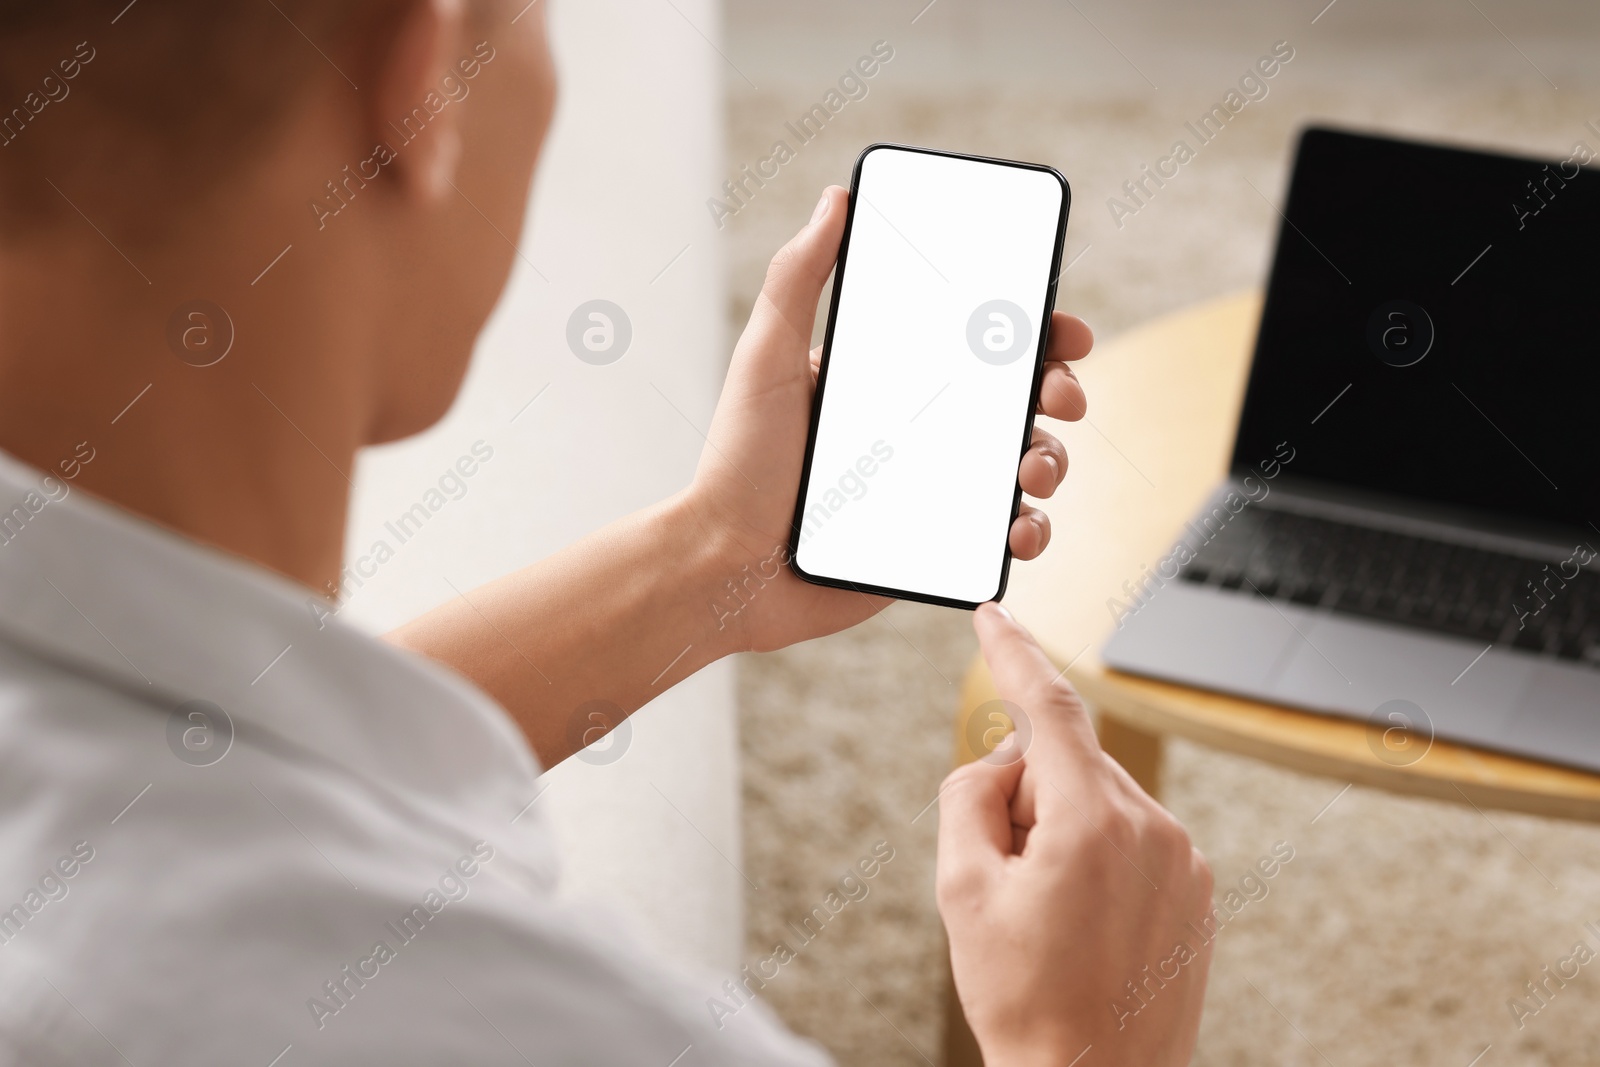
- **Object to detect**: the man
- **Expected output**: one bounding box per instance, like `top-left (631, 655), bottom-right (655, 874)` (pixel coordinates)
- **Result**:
top-left (0, 1), bottom-right (1213, 1064)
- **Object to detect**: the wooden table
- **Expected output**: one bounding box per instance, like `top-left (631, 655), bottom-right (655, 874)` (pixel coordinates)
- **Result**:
top-left (942, 291), bottom-right (1600, 1066)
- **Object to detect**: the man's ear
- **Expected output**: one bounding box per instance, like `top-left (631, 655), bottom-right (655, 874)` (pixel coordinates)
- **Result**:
top-left (371, 0), bottom-right (467, 202)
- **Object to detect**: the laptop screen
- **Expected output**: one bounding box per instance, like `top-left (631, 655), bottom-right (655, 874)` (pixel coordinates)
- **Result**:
top-left (1231, 126), bottom-right (1600, 532)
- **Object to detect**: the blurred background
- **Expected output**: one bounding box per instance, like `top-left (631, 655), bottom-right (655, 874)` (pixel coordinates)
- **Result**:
top-left (344, 1), bottom-right (1600, 1064)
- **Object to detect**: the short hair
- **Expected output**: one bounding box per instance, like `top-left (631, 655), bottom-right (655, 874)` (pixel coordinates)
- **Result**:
top-left (0, 1), bottom-right (405, 242)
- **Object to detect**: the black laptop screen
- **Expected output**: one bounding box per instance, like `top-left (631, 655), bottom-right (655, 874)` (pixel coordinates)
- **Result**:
top-left (1231, 126), bottom-right (1600, 531)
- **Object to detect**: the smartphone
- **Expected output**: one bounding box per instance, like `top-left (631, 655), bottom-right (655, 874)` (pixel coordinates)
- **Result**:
top-left (788, 143), bottom-right (1071, 609)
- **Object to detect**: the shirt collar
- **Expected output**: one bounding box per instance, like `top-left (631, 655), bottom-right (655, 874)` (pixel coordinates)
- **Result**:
top-left (0, 448), bottom-right (543, 826)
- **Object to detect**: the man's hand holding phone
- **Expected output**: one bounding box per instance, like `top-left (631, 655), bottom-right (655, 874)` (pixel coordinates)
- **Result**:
top-left (685, 184), bottom-right (1092, 654)
top-left (939, 605), bottom-right (1214, 1067)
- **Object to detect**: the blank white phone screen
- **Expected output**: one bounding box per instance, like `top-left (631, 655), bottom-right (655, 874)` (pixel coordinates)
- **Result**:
top-left (795, 146), bottom-right (1067, 604)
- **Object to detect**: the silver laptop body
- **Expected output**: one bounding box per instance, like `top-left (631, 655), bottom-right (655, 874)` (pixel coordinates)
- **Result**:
top-left (1102, 127), bottom-right (1600, 773)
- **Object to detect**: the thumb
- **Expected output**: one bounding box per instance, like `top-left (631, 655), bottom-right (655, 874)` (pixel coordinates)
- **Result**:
top-left (746, 186), bottom-right (848, 353)
top-left (936, 757), bottom-right (1026, 899)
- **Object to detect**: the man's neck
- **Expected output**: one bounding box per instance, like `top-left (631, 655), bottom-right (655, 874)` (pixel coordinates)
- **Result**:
top-left (0, 231), bottom-right (373, 594)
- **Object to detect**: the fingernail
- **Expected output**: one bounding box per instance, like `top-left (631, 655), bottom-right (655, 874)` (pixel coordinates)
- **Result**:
top-left (1042, 453), bottom-right (1060, 480)
top-left (810, 192), bottom-right (830, 223)
top-left (991, 603), bottom-right (1013, 621)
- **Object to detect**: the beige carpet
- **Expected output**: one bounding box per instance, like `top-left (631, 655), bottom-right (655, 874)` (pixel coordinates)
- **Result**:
top-left (725, 31), bottom-right (1600, 1066)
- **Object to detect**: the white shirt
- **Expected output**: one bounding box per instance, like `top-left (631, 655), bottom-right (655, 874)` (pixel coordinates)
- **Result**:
top-left (0, 450), bottom-right (829, 1067)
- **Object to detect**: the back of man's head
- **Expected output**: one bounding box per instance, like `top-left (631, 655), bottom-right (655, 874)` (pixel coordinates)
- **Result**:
top-left (0, 0), bottom-right (549, 490)
top-left (0, 1), bottom-right (408, 243)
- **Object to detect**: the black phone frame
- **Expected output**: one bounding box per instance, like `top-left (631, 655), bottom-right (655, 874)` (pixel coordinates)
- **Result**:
top-left (786, 142), bottom-right (1073, 611)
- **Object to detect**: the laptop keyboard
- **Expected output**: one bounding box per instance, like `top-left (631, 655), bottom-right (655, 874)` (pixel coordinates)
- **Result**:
top-left (1178, 506), bottom-right (1600, 666)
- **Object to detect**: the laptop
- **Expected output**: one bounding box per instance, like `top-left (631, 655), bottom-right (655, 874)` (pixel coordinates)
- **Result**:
top-left (1102, 126), bottom-right (1600, 773)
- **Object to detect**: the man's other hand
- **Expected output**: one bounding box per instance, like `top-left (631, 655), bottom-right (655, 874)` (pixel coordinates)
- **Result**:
top-left (937, 603), bottom-right (1214, 1067)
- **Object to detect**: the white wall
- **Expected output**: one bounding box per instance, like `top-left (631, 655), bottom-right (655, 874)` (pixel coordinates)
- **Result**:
top-left (340, 0), bottom-right (741, 973)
